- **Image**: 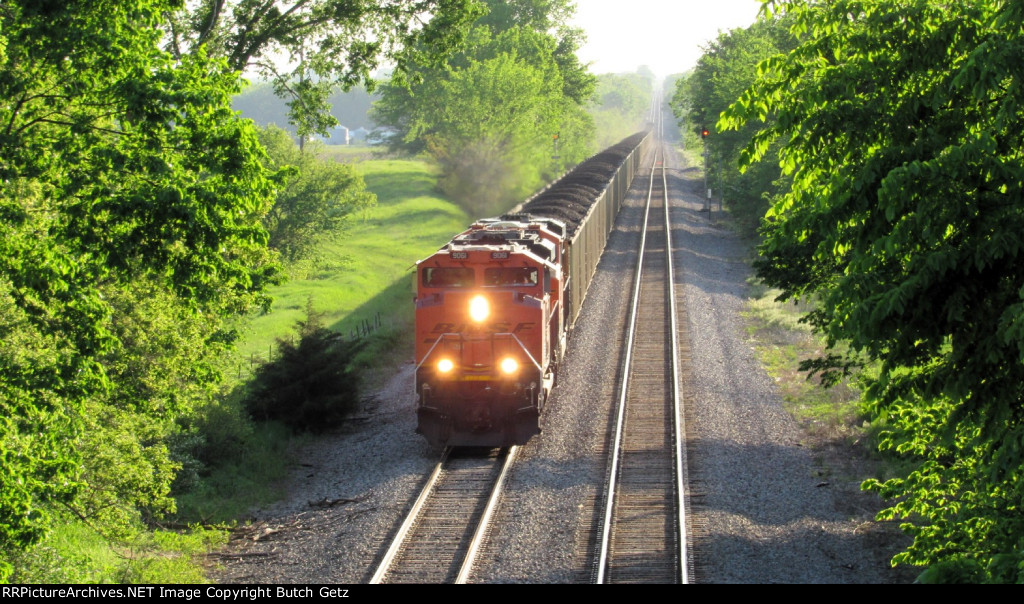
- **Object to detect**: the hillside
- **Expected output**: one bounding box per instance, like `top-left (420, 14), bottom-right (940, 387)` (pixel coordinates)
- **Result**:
top-left (231, 157), bottom-right (469, 377)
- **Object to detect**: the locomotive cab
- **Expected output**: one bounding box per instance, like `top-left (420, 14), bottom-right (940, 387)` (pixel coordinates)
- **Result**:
top-left (414, 218), bottom-right (565, 447)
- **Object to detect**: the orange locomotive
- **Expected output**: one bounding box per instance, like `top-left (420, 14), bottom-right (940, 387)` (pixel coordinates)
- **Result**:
top-left (413, 131), bottom-right (651, 448)
top-left (414, 216), bottom-right (568, 447)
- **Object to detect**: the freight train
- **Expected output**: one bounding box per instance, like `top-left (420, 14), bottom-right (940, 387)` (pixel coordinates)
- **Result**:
top-left (414, 132), bottom-right (652, 447)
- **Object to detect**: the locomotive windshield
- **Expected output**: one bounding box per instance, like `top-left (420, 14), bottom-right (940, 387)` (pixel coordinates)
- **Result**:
top-left (422, 267), bottom-right (474, 288)
top-left (484, 267), bottom-right (538, 287)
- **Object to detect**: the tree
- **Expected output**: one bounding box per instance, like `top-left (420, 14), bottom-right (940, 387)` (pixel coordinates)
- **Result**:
top-left (373, 0), bottom-right (595, 153)
top-left (372, 0), bottom-right (596, 214)
top-left (434, 48), bottom-right (588, 214)
top-left (475, 0), bottom-right (595, 106)
top-left (163, 0), bottom-right (486, 139)
top-left (0, 0), bottom-right (279, 578)
top-left (257, 126), bottom-right (376, 262)
top-left (476, 0), bottom-right (573, 32)
top-left (672, 17), bottom-right (794, 234)
top-left (245, 299), bottom-right (364, 433)
top-left (591, 71), bottom-right (653, 149)
top-left (723, 0), bottom-right (1024, 581)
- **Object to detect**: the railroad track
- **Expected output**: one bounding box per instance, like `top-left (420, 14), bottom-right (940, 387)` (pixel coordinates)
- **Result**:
top-left (595, 143), bottom-right (690, 583)
top-left (370, 446), bottom-right (517, 584)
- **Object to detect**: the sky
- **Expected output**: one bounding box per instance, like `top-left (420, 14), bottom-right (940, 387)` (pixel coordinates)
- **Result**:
top-left (569, 0), bottom-right (764, 79)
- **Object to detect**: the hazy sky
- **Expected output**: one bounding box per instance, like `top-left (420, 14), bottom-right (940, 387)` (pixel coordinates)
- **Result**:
top-left (569, 0), bottom-right (764, 78)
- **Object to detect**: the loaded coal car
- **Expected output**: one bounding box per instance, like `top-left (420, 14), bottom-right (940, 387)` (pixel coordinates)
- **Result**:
top-left (414, 131), bottom-right (651, 447)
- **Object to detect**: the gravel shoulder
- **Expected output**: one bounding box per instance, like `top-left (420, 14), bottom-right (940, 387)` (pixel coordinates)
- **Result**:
top-left (664, 144), bottom-right (905, 583)
top-left (208, 363), bottom-right (437, 583)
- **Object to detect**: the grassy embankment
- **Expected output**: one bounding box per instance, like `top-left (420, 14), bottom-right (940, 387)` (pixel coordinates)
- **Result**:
top-left (741, 282), bottom-right (865, 443)
top-left (232, 152), bottom-right (470, 384)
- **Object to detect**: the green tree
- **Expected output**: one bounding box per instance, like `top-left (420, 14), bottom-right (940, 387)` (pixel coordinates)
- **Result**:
top-left (662, 72), bottom-right (687, 143)
top-left (258, 126), bottom-right (376, 262)
top-left (672, 17), bottom-right (793, 234)
top-left (163, 0), bottom-right (486, 139)
top-left (723, 0), bottom-right (1024, 581)
top-left (245, 299), bottom-right (364, 433)
top-left (591, 72), bottom-right (652, 149)
top-left (374, 0), bottom-right (595, 153)
top-left (475, 0), bottom-right (593, 105)
top-left (70, 279), bottom-right (234, 536)
top-left (0, 0), bottom-right (279, 578)
top-left (433, 49), bottom-right (586, 213)
top-left (373, 0), bottom-right (595, 213)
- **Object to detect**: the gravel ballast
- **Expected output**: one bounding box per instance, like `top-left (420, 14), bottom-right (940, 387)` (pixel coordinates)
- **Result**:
top-left (662, 144), bottom-right (901, 583)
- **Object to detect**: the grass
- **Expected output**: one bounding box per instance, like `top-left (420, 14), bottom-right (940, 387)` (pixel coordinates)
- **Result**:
top-left (231, 156), bottom-right (469, 382)
top-left (741, 278), bottom-right (865, 443)
top-left (316, 143), bottom-right (382, 163)
top-left (10, 418), bottom-right (295, 584)
top-left (9, 521), bottom-right (226, 584)
top-left (173, 420), bottom-right (302, 524)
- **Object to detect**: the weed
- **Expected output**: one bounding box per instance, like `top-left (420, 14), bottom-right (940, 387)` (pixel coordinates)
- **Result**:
top-left (8, 521), bottom-right (226, 584)
top-left (742, 279), bottom-right (866, 448)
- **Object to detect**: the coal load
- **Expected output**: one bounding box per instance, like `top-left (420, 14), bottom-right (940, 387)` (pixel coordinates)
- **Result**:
top-left (519, 132), bottom-right (648, 236)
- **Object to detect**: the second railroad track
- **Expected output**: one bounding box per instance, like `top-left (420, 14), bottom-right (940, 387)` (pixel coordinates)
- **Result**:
top-left (595, 143), bottom-right (690, 584)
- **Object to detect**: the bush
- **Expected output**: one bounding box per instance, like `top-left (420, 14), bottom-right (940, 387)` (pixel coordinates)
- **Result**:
top-left (245, 301), bottom-right (363, 433)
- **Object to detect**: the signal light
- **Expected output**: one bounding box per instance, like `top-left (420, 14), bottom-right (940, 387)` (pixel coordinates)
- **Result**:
top-left (701, 128), bottom-right (709, 139)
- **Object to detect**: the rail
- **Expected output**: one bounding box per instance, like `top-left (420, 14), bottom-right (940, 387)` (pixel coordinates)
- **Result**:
top-left (370, 447), bottom-right (517, 584)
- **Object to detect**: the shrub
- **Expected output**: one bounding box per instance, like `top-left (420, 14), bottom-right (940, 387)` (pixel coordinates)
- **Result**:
top-left (245, 301), bottom-right (363, 433)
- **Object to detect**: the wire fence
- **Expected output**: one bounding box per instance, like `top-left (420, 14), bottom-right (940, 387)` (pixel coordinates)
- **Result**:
top-left (237, 311), bottom-right (385, 379)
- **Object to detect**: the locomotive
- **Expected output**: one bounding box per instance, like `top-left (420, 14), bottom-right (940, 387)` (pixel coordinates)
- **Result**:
top-left (414, 132), bottom-right (651, 447)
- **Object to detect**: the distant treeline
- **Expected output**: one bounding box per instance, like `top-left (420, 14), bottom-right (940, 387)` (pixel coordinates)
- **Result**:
top-left (233, 82), bottom-right (378, 138)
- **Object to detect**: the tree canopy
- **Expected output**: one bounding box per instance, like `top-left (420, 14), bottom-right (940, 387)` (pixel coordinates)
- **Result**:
top-left (672, 17), bottom-right (794, 234)
top-left (0, 0), bottom-right (278, 581)
top-left (373, 0), bottom-right (595, 215)
top-left (163, 0), bottom-right (486, 139)
top-left (723, 0), bottom-right (1024, 581)
top-left (257, 125), bottom-right (376, 262)
top-left (0, 0), bottom-right (492, 582)
top-left (591, 72), bottom-right (652, 149)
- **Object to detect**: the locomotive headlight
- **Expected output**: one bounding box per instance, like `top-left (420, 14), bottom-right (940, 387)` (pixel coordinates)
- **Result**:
top-left (469, 295), bottom-right (490, 322)
top-left (437, 359), bottom-right (455, 374)
top-left (500, 357), bottom-right (519, 375)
